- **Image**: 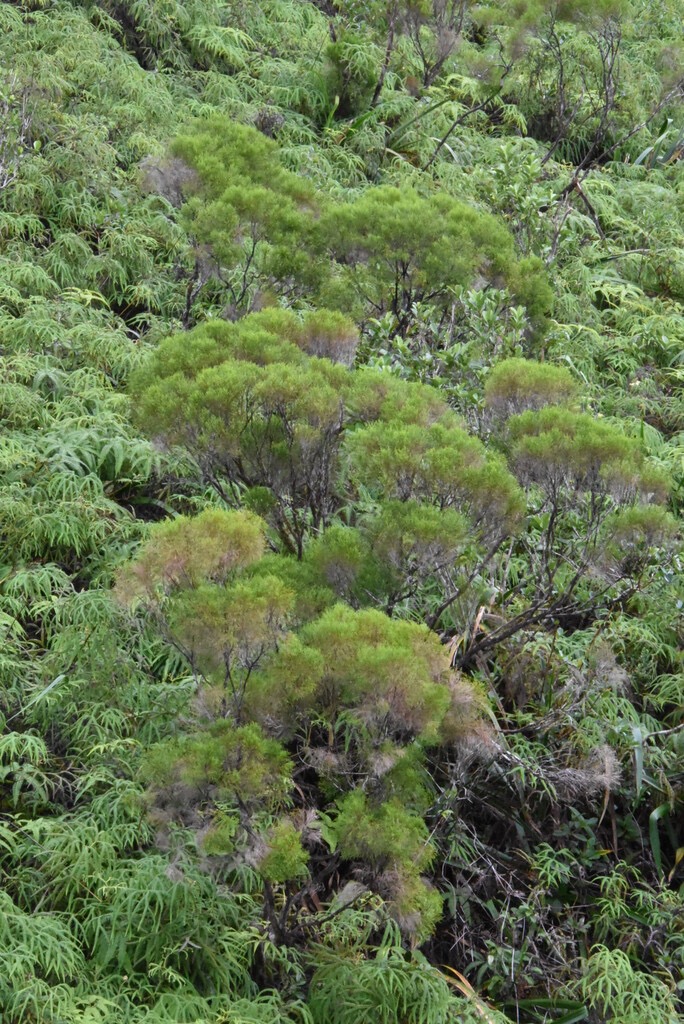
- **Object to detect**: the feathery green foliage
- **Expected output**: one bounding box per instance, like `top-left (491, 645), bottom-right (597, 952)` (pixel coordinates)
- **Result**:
top-left (0, 0), bottom-right (683, 1020)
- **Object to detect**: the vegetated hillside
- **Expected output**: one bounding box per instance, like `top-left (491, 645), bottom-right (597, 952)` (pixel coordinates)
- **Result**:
top-left (0, 0), bottom-right (682, 1021)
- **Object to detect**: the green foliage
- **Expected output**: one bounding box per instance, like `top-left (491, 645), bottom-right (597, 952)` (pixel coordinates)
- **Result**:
top-left (1, 0), bottom-right (683, 1020)
top-left (307, 501), bottom-right (470, 615)
top-left (161, 116), bottom-right (552, 332)
top-left (120, 513), bottom-right (491, 938)
top-left (309, 937), bottom-right (455, 1024)
top-left (93, 0), bottom-right (254, 72)
top-left (508, 406), bottom-right (670, 501)
top-left (333, 788), bottom-right (434, 866)
top-left (323, 30), bottom-right (380, 119)
top-left (485, 357), bottom-right (578, 416)
top-left (130, 311), bottom-right (357, 554)
top-left (142, 720), bottom-right (294, 813)
top-left (116, 507), bottom-right (266, 601)
top-left (345, 418), bottom-right (524, 534)
top-left (291, 604), bottom-right (456, 742)
top-left (171, 119), bottom-right (320, 317)
top-left (259, 820), bottom-right (310, 884)
top-left (318, 184), bottom-right (543, 328)
top-left (131, 309), bottom-right (527, 565)
top-left (573, 944), bottom-right (682, 1023)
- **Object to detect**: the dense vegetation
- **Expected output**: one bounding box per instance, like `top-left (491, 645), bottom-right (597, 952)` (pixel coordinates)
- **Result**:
top-left (1, 0), bottom-right (683, 1020)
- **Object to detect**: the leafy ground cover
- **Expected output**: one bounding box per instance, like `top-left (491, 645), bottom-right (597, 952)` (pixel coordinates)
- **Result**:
top-left (0, 0), bottom-right (682, 1021)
